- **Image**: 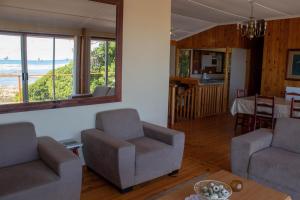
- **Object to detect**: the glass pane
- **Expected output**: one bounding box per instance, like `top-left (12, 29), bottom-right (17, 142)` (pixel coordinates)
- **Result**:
top-left (90, 39), bottom-right (116, 95)
top-left (27, 36), bottom-right (54, 102)
top-left (90, 40), bottom-right (106, 93)
top-left (54, 38), bottom-right (74, 100)
top-left (0, 34), bottom-right (23, 104)
top-left (107, 41), bottom-right (116, 89)
top-left (179, 50), bottom-right (191, 77)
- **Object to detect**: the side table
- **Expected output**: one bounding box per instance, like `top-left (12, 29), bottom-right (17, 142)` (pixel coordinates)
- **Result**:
top-left (60, 139), bottom-right (83, 156)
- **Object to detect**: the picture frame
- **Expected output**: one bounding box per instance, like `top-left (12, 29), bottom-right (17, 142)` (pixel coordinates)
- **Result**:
top-left (286, 49), bottom-right (300, 80)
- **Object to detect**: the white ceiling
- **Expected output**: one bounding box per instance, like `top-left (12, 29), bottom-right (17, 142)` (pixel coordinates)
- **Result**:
top-left (172, 0), bottom-right (300, 40)
top-left (0, 0), bottom-right (116, 34)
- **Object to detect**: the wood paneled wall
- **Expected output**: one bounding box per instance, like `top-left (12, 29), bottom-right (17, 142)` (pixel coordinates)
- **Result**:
top-left (261, 18), bottom-right (300, 96)
top-left (177, 24), bottom-right (249, 49)
top-left (176, 18), bottom-right (300, 97)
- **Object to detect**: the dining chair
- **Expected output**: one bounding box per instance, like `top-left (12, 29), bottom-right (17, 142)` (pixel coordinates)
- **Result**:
top-left (236, 89), bottom-right (247, 98)
top-left (234, 89), bottom-right (252, 135)
top-left (285, 87), bottom-right (300, 101)
top-left (254, 95), bottom-right (275, 130)
top-left (290, 98), bottom-right (300, 119)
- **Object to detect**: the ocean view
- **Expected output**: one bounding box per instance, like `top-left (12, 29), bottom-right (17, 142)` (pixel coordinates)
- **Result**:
top-left (0, 59), bottom-right (71, 86)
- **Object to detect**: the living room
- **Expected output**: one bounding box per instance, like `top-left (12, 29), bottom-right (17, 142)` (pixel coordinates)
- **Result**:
top-left (0, 0), bottom-right (300, 200)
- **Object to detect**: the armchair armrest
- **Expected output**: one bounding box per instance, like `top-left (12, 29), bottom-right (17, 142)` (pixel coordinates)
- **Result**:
top-left (231, 128), bottom-right (273, 178)
top-left (38, 136), bottom-right (82, 178)
top-left (142, 121), bottom-right (185, 147)
top-left (81, 129), bottom-right (135, 189)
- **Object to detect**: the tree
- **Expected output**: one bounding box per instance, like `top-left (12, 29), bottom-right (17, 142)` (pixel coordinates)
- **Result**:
top-left (28, 62), bottom-right (73, 101)
top-left (90, 41), bottom-right (116, 92)
top-left (23, 40), bottom-right (116, 101)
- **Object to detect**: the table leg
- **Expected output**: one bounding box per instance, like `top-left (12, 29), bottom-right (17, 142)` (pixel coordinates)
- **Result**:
top-left (71, 148), bottom-right (79, 156)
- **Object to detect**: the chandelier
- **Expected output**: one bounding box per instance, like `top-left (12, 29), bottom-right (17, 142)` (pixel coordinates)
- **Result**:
top-left (237, 1), bottom-right (267, 39)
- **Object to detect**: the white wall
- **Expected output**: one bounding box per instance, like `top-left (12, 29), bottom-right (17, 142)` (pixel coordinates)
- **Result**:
top-left (0, 0), bottom-right (171, 142)
top-left (229, 48), bottom-right (247, 106)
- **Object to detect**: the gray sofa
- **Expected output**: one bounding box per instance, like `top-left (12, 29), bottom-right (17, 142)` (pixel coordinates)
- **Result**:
top-left (231, 118), bottom-right (300, 199)
top-left (0, 122), bottom-right (82, 200)
top-left (81, 109), bottom-right (185, 191)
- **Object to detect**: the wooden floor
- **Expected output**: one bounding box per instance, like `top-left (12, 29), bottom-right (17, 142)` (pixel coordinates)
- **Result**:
top-left (81, 114), bottom-right (235, 200)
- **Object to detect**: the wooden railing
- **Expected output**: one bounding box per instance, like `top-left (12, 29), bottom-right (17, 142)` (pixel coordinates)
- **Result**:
top-left (168, 84), bottom-right (177, 125)
top-left (195, 84), bottom-right (226, 118)
top-left (168, 83), bottom-right (227, 125)
top-left (176, 86), bottom-right (197, 121)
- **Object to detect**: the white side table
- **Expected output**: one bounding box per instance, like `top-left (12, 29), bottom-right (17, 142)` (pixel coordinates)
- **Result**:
top-left (60, 139), bottom-right (83, 156)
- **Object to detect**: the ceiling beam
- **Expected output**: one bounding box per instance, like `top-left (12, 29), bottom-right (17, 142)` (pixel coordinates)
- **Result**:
top-left (187, 0), bottom-right (249, 20)
top-left (172, 12), bottom-right (214, 24)
top-left (254, 2), bottom-right (291, 16)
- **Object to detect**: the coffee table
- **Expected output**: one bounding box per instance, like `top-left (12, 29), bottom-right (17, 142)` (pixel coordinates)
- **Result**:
top-left (153, 170), bottom-right (292, 200)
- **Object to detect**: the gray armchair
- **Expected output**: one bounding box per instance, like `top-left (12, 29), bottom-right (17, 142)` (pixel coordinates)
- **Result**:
top-left (0, 122), bottom-right (82, 200)
top-left (231, 118), bottom-right (300, 199)
top-left (81, 109), bottom-right (185, 191)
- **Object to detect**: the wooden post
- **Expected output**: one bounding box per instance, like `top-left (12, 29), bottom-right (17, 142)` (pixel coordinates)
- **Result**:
top-left (223, 48), bottom-right (231, 113)
top-left (17, 75), bottom-right (22, 102)
top-left (175, 48), bottom-right (180, 76)
top-left (170, 85), bottom-right (177, 126)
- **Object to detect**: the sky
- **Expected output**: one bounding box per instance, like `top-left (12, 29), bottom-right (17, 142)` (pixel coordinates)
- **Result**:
top-left (0, 34), bottom-right (74, 60)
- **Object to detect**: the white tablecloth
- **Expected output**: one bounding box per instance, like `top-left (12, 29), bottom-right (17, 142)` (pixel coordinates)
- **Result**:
top-left (231, 96), bottom-right (291, 118)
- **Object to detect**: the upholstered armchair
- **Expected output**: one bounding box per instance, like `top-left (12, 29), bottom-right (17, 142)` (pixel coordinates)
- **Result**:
top-left (92, 86), bottom-right (112, 97)
top-left (0, 122), bottom-right (82, 200)
top-left (231, 118), bottom-right (300, 199)
top-left (81, 109), bottom-right (185, 192)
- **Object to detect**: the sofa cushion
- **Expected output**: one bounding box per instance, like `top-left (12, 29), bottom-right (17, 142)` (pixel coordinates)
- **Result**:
top-left (0, 160), bottom-right (60, 199)
top-left (128, 137), bottom-right (176, 184)
top-left (0, 122), bottom-right (39, 168)
top-left (96, 109), bottom-right (144, 140)
top-left (249, 147), bottom-right (300, 192)
top-left (272, 118), bottom-right (300, 153)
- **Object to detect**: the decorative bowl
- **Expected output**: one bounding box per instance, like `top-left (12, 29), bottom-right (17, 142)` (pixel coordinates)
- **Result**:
top-left (194, 180), bottom-right (232, 200)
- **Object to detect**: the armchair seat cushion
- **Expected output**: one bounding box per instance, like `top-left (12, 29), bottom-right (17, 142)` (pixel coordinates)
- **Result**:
top-left (128, 137), bottom-right (175, 184)
top-left (249, 147), bottom-right (300, 192)
top-left (0, 160), bottom-right (59, 199)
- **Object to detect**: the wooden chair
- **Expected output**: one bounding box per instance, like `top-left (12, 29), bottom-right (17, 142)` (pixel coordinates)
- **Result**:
top-left (290, 98), bottom-right (300, 119)
top-left (286, 92), bottom-right (300, 100)
top-left (285, 86), bottom-right (300, 101)
top-left (236, 89), bottom-right (247, 98)
top-left (254, 95), bottom-right (275, 130)
top-left (234, 89), bottom-right (252, 135)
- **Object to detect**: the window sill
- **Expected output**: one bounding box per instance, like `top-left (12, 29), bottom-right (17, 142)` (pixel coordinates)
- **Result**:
top-left (0, 95), bottom-right (121, 114)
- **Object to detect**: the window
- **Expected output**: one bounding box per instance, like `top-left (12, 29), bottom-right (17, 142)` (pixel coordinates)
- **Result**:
top-left (90, 39), bottom-right (116, 93)
top-left (0, 33), bottom-right (75, 104)
top-left (0, 34), bottom-right (22, 104)
top-left (0, 0), bottom-right (123, 113)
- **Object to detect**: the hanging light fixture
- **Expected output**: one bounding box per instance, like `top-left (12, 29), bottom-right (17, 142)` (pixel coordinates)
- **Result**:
top-left (237, 0), bottom-right (267, 39)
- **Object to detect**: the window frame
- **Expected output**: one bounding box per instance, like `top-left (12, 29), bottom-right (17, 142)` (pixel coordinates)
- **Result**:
top-left (0, 0), bottom-right (123, 114)
top-left (89, 37), bottom-right (116, 93)
top-left (25, 34), bottom-right (76, 102)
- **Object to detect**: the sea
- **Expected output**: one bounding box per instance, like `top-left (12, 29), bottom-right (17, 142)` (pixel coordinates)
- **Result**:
top-left (0, 59), bottom-right (71, 87)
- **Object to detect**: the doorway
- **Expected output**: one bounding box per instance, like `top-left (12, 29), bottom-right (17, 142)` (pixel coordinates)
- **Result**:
top-left (248, 37), bottom-right (264, 95)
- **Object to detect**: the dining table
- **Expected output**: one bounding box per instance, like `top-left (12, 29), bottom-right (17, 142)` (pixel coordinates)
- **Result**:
top-left (231, 96), bottom-right (292, 118)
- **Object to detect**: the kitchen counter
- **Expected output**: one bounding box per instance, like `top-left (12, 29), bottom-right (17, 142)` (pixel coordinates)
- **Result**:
top-left (199, 79), bottom-right (224, 85)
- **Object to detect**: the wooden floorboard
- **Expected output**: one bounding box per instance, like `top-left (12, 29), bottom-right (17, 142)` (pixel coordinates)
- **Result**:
top-left (81, 114), bottom-right (234, 200)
